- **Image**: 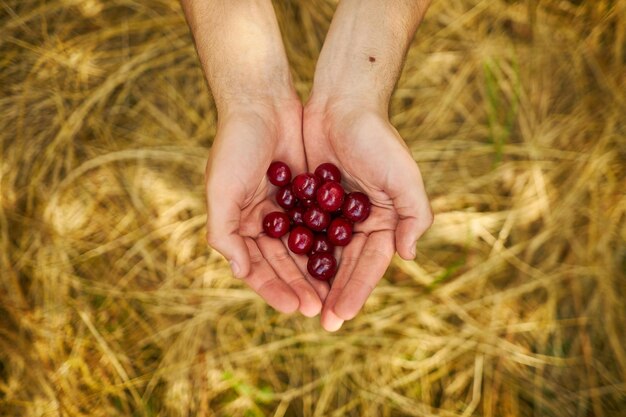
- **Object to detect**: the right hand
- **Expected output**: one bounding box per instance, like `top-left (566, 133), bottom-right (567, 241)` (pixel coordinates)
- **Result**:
top-left (303, 98), bottom-right (433, 331)
top-left (205, 100), bottom-right (328, 316)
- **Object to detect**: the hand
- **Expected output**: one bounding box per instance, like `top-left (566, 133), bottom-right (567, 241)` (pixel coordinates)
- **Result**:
top-left (205, 101), bottom-right (328, 317)
top-left (303, 99), bottom-right (433, 330)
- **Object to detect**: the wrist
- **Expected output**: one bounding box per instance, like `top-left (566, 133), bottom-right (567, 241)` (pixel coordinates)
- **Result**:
top-left (213, 75), bottom-right (300, 114)
top-left (304, 92), bottom-right (388, 127)
top-left (218, 94), bottom-right (303, 141)
top-left (307, 73), bottom-right (391, 117)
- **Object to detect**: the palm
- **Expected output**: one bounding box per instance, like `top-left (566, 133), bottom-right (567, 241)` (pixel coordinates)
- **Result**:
top-left (205, 109), bottom-right (327, 316)
top-left (210, 118), bottom-right (294, 239)
top-left (309, 112), bottom-right (404, 228)
top-left (303, 108), bottom-right (433, 329)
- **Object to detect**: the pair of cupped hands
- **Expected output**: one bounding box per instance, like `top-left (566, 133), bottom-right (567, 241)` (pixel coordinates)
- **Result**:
top-left (205, 94), bottom-right (433, 331)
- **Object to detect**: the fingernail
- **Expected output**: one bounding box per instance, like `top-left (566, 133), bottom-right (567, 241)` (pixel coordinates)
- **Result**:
top-left (323, 310), bottom-right (344, 332)
top-left (229, 260), bottom-right (241, 278)
top-left (410, 241), bottom-right (417, 258)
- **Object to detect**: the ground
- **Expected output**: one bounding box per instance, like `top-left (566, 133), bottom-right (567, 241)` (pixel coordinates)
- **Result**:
top-left (1, 0), bottom-right (625, 416)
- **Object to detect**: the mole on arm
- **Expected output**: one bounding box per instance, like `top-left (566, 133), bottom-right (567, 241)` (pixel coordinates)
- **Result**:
top-left (368, 56), bottom-right (376, 63)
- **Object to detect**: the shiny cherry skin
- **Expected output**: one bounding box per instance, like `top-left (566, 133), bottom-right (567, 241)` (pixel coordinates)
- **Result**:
top-left (276, 185), bottom-right (297, 209)
top-left (287, 206), bottom-right (306, 226)
top-left (314, 163), bottom-right (341, 183)
top-left (341, 192), bottom-right (371, 223)
top-left (288, 226), bottom-right (314, 254)
top-left (304, 206), bottom-right (331, 232)
top-left (327, 217), bottom-right (353, 246)
top-left (316, 181), bottom-right (345, 212)
top-left (266, 161), bottom-right (291, 187)
top-left (291, 173), bottom-right (320, 200)
top-left (263, 211), bottom-right (290, 238)
top-left (307, 253), bottom-right (337, 281)
top-left (301, 198), bottom-right (316, 208)
top-left (309, 234), bottom-right (334, 256)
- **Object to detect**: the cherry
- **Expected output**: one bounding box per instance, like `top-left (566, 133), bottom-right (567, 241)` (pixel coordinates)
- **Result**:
top-left (316, 181), bottom-right (345, 212)
top-left (287, 206), bottom-right (305, 226)
top-left (341, 192), bottom-right (371, 223)
top-left (314, 163), bottom-right (341, 183)
top-left (291, 173), bottom-right (320, 200)
top-left (304, 206), bottom-right (331, 232)
top-left (327, 217), bottom-right (353, 246)
top-left (309, 234), bottom-right (334, 256)
top-left (263, 163), bottom-right (370, 263)
top-left (263, 211), bottom-right (290, 238)
top-left (288, 226), bottom-right (314, 254)
top-left (267, 161), bottom-right (291, 187)
top-left (307, 253), bottom-right (337, 281)
top-left (276, 185), bottom-right (297, 209)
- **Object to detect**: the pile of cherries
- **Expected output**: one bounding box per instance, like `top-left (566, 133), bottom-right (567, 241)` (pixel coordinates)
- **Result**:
top-left (263, 161), bottom-right (371, 281)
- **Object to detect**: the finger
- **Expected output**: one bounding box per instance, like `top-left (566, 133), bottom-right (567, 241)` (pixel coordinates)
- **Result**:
top-left (206, 186), bottom-right (250, 279)
top-left (387, 163), bottom-right (433, 260)
top-left (332, 231), bottom-right (394, 321)
top-left (258, 236), bottom-right (322, 318)
top-left (242, 238), bottom-right (299, 314)
top-left (320, 233), bottom-right (367, 331)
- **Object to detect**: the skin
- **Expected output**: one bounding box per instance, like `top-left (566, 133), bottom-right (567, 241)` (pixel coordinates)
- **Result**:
top-left (304, 0), bottom-right (433, 330)
top-left (181, 0), bottom-right (433, 328)
top-left (181, 0), bottom-right (327, 317)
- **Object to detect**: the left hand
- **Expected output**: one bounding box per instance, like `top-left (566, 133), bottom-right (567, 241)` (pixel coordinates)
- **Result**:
top-left (205, 101), bottom-right (328, 317)
top-left (303, 98), bottom-right (433, 331)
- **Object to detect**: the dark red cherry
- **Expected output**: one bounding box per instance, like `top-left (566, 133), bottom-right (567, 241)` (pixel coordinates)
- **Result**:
top-left (287, 206), bottom-right (305, 226)
top-left (300, 198), bottom-right (316, 208)
top-left (309, 234), bottom-right (334, 256)
top-left (267, 161), bottom-right (291, 187)
top-left (304, 206), bottom-right (331, 232)
top-left (316, 181), bottom-right (345, 212)
top-left (276, 185), bottom-right (297, 209)
top-left (288, 226), bottom-right (314, 254)
top-left (291, 173), bottom-right (320, 200)
top-left (314, 163), bottom-right (341, 183)
top-left (327, 217), bottom-right (353, 246)
top-left (263, 211), bottom-right (290, 238)
top-left (341, 192), bottom-right (371, 223)
top-left (307, 253), bottom-right (337, 281)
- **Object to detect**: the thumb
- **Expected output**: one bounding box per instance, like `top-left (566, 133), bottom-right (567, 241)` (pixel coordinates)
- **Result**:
top-left (388, 164), bottom-right (434, 260)
top-left (205, 191), bottom-right (251, 279)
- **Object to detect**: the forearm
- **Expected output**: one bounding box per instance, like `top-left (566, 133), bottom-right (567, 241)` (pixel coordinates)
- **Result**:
top-left (310, 0), bottom-right (431, 111)
top-left (181, 0), bottom-right (298, 114)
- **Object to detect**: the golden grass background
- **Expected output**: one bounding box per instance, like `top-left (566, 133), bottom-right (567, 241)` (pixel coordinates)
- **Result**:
top-left (1, 0), bottom-right (625, 416)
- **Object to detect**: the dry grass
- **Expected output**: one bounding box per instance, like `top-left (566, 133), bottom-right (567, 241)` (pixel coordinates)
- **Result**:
top-left (1, 0), bottom-right (625, 416)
